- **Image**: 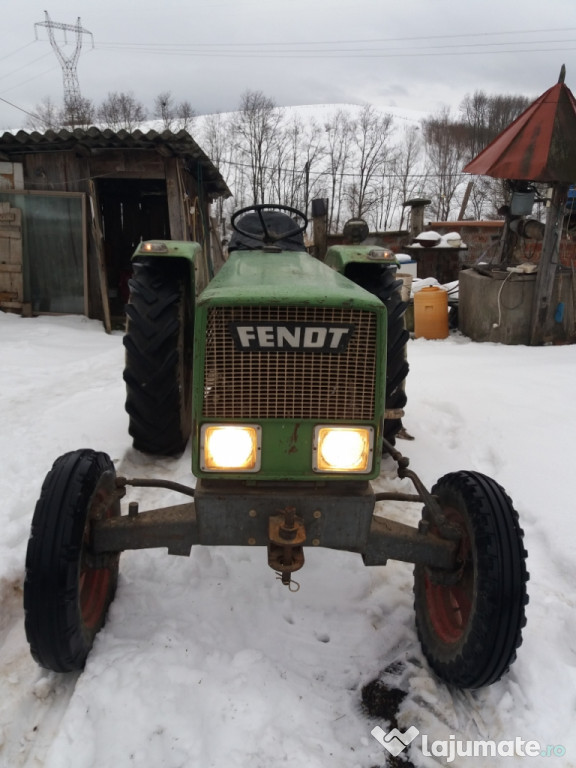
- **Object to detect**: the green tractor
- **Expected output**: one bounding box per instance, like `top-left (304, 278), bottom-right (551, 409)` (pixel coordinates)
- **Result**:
top-left (24, 204), bottom-right (528, 689)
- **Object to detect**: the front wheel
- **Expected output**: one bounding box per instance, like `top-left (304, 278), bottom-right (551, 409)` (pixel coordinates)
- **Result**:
top-left (24, 449), bottom-right (121, 672)
top-left (414, 471), bottom-right (528, 688)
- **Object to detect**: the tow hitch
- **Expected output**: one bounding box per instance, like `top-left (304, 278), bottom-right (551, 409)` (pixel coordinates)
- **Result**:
top-left (268, 507), bottom-right (306, 589)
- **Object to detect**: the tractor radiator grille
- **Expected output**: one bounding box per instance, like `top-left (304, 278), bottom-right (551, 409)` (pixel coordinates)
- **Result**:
top-left (202, 305), bottom-right (377, 420)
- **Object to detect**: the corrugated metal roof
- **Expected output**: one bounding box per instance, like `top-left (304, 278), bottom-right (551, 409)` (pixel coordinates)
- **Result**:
top-left (0, 126), bottom-right (231, 198)
top-left (463, 80), bottom-right (576, 183)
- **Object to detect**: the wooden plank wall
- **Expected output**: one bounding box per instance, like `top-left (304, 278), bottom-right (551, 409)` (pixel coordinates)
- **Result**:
top-left (0, 202), bottom-right (23, 312)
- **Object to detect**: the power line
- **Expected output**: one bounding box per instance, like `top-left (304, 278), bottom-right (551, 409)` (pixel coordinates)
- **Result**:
top-left (96, 38), bottom-right (576, 52)
top-left (0, 41), bottom-right (36, 63)
top-left (93, 24), bottom-right (576, 62)
top-left (0, 95), bottom-right (45, 124)
top-left (98, 26), bottom-right (576, 48)
top-left (94, 43), bottom-right (576, 60)
top-left (216, 154), bottom-right (465, 182)
top-left (0, 52), bottom-right (54, 83)
top-left (0, 65), bottom-right (61, 97)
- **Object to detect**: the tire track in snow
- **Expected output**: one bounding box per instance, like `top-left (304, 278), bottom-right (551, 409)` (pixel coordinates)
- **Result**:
top-left (0, 578), bottom-right (80, 768)
top-left (0, 443), bottom-right (161, 768)
top-left (0, 448), bottom-right (193, 767)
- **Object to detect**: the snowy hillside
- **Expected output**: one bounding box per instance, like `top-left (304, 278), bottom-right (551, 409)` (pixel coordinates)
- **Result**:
top-left (195, 102), bottom-right (427, 129)
top-left (1, 312), bottom-right (575, 767)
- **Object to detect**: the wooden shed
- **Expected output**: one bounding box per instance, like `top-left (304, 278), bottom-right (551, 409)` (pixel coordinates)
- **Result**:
top-left (0, 127), bottom-right (231, 329)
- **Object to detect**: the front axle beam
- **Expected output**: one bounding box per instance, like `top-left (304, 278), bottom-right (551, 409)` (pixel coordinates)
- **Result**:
top-left (90, 486), bottom-right (458, 571)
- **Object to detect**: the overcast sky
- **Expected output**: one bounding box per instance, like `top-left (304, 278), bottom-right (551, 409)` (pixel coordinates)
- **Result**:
top-left (0, 0), bottom-right (574, 131)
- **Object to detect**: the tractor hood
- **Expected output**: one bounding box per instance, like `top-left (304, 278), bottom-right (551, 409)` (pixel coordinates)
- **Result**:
top-left (197, 250), bottom-right (385, 311)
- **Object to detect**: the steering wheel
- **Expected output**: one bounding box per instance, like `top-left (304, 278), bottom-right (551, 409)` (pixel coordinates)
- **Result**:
top-left (230, 204), bottom-right (308, 244)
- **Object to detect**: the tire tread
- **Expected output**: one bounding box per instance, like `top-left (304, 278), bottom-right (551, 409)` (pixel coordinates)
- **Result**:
top-left (414, 470), bottom-right (529, 688)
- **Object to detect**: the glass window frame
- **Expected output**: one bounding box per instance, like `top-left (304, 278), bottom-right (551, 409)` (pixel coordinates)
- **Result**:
top-left (0, 189), bottom-right (87, 315)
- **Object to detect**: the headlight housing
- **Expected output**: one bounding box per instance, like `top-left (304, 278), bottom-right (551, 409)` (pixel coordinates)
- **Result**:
top-left (313, 426), bottom-right (374, 473)
top-left (200, 424), bottom-right (262, 472)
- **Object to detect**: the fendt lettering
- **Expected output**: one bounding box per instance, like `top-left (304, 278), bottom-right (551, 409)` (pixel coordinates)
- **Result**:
top-left (229, 321), bottom-right (355, 352)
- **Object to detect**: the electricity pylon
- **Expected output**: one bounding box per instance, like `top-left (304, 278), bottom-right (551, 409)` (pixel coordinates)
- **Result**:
top-left (34, 11), bottom-right (94, 106)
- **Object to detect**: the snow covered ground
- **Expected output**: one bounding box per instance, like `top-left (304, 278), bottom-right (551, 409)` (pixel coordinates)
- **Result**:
top-left (0, 311), bottom-right (575, 768)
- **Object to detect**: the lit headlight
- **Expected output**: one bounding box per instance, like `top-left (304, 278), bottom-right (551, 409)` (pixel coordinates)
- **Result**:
top-left (200, 424), bottom-right (261, 471)
top-left (313, 426), bottom-right (374, 473)
top-left (139, 241), bottom-right (169, 254)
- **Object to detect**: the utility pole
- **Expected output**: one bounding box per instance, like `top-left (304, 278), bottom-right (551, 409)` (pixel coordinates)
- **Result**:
top-left (34, 11), bottom-right (93, 108)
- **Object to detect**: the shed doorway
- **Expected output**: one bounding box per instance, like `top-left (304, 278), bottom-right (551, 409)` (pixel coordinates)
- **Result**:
top-left (96, 179), bottom-right (170, 318)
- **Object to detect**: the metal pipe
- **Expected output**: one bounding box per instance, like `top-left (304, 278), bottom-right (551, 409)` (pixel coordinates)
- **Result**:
top-left (116, 476), bottom-right (195, 498)
top-left (373, 492), bottom-right (423, 503)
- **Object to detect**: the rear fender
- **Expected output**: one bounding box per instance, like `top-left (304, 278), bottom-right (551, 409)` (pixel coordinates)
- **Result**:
top-left (131, 240), bottom-right (209, 298)
top-left (325, 244), bottom-right (399, 276)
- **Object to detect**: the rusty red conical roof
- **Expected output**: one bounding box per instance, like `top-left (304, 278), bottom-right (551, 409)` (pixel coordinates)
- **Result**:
top-left (462, 78), bottom-right (576, 182)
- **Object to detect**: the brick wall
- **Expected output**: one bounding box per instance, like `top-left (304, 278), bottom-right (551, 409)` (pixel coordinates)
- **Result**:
top-left (325, 220), bottom-right (576, 271)
top-left (429, 221), bottom-right (576, 268)
top-left (325, 230), bottom-right (410, 251)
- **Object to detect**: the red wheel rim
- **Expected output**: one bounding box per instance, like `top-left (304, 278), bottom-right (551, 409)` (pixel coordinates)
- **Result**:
top-left (425, 507), bottom-right (473, 644)
top-left (80, 568), bottom-right (111, 629)
top-left (80, 485), bottom-right (116, 630)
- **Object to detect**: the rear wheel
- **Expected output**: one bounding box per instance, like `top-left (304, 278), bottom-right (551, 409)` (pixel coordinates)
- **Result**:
top-left (345, 263), bottom-right (409, 444)
top-left (414, 471), bottom-right (528, 688)
top-left (24, 450), bottom-right (120, 672)
top-left (123, 259), bottom-right (193, 455)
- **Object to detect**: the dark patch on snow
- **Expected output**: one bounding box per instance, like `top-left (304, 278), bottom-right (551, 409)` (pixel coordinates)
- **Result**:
top-left (362, 662), bottom-right (416, 768)
top-left (362, 677), bottom-right (406, 724)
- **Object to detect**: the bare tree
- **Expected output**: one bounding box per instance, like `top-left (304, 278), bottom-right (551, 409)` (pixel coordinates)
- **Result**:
top-left (154, 91), bottom-right (197, 132)
top-left (62, 95), bottom-right (95, 131)
top-left (459, 89), bottom-right (531, 163)
top-left (175, 100), bottom-right (196, 132)
top-left (98, 91), bottom-right (147, 132)
top-left (26, 96), bottom-right (61, 131)
top-left (392, 125), bottom-right (427, 229)
top-left (460, 90), bottom-right (492, 160)
top-left (154, 91), bottom-right (176, 130)
top-left (296, 118), bottom-right (325, 215)
top-left (234, 90), bottom-right (283, 204)
top-left (371, 145), bottom-right (403, 232)
top-left (267, 121), bottom-right (293, 207)
top-left (265, 116), bottom-right (324, 213)
top-left (487, 93), bottom-right (532, 136)
top-left (323, 109), bottom-right (354, 232)
top-left (421, 107), bottom-right (469, 220)
top-left (458, 90), bottom-right (532, 218)
top-left (345, 105), bottom-right (395, 223)
top-left (200, 112), bottom-right (235, 226)
top-left (26, 95), bottom-right (95, 132)
top-left (203, 89), bottom-right (533, 232)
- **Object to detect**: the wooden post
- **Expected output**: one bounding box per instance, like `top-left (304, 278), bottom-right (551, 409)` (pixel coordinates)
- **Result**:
top-left (210, 216), bottom-right (226, 271)
top-left (88, 181), bottom-right (112, 333)
top-left (165, 158), bottom-right (187, 241)
top-left (496, 217), bottom-right (520, 266)
top-left (529, 183), bottom-right (569, 345)
top-left (311, 198), bottom-right (328, 260)
top-left (458, 181), bottom-right (474, 220)
top-left (403, 198), bottom-right (431, 239)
